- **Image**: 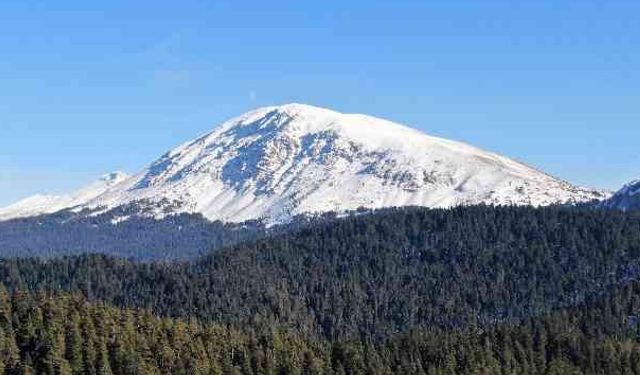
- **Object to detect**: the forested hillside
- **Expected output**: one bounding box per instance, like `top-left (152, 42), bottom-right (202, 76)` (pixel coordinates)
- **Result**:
top-left (2, 206), bottom-right (640, 341)
top-left (2, 280), bottom-right (640, 373)
top-left (0, 208), bottom-right (266, 260)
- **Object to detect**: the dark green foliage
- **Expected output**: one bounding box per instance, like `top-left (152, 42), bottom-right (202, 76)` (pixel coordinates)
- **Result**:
top-left (1, 283), bottom-right (640, 374)
top-left (2, 206), bottom-right (640, 341)
top-left (3, 205), bottom-right (640, 373)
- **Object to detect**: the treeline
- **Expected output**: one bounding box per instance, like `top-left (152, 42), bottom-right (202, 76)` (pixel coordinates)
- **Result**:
top-left (2, 282), bottom-right (640, 374)
top-left (0, 208), bottom-right (265, 261)
top-left (1, 206), bottom-right (640, 341)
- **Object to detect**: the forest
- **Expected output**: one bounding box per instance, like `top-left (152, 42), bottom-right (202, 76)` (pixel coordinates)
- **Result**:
top-left (0, 208), bottom-right (266, 261)
top-left (2, 205), bottom-right (640, 373)
top-left (2, 282), bottom-right (640, 374)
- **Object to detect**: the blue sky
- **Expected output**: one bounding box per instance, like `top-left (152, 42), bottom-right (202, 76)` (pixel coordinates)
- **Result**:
top-left (0, 0), bottom-right (638, 205)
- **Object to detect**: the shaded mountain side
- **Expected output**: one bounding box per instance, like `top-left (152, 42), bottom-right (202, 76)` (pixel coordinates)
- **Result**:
top-left (604, 178), bottom-right (640, 211)
top-left (0, 207), bottom-right (267, 261)
top-left (2, 205), bottom-right (640, 341)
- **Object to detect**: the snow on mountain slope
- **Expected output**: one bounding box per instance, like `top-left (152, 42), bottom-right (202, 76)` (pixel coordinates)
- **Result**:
top-left (63, 103), bottom-right (606, 224)
top-left (0, 172), bottom-right (129, 220)
top-left (603, 179), bottom-right (640, 211)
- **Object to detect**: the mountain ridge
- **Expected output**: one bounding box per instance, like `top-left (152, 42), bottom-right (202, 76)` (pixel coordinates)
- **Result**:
top-left (603, 178), bottom-right (640, 211)
top-left (0, 171), bottom-right (129, 221)
top-left (0, 103), bottom-right (608, 224)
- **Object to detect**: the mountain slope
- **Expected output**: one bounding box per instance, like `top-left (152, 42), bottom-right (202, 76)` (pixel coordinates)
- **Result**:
top-left (0, 172), bottom-right (128, 220)
top-left (83, 104), bottom-right (604, 223)
top-left (603, 178), bottom-right (640, 211)
top-left (1, 104), bottom-right (606, 224)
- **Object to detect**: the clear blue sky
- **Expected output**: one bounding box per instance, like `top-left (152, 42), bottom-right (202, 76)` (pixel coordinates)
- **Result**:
top-left (1, 1), bottom-right (638, 206)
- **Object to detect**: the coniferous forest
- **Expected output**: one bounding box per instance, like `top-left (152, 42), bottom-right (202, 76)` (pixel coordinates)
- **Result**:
top-left (0, 209), bottom-right (267, 261)
top-left (2, 205), bottom-right (640, 373)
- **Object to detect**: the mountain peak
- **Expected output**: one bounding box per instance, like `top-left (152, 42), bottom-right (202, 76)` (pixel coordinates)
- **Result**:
top-left (270, 102), bottom-right (334, 114)
top-left (0, 105), bottom-right (607, 224)
top-left (218, 103), bottom-right (346, 135)
top-left (214, 103), bottom-right (431, 156)
top-left (77, 104), bottom-right (605, 224)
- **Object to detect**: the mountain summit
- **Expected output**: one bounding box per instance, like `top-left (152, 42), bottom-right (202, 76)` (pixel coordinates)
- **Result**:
top-left (0, 104), bottom-right (606, 224)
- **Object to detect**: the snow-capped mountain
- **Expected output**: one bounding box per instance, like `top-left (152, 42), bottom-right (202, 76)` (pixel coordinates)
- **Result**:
top-left (603, 179), bottom-right (640, 211)
top-left (0, 172), bottom-right (129, 220)
top-left (0, 104), bottom-right (607, 224)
